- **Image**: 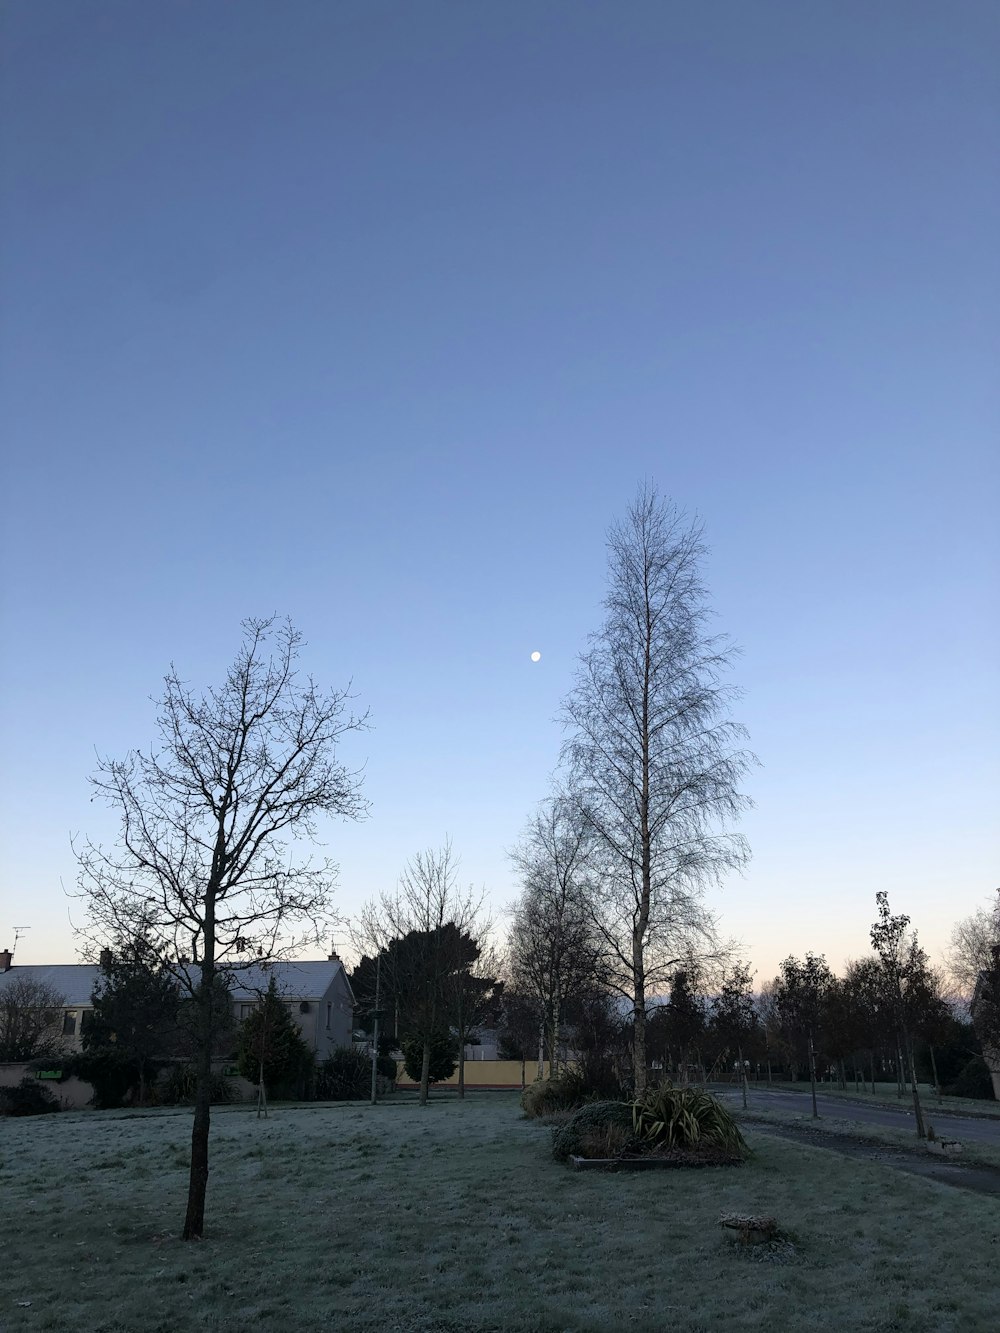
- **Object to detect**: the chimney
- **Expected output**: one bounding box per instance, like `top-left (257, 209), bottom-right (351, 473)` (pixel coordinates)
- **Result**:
top-left (0, 949), bottom-right (11, 972)
top-left (328, 948), bottom-right (340, 962)
top-left (99, 949), bottom-right (113, 969)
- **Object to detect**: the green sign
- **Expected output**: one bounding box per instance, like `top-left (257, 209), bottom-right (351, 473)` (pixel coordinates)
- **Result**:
top-left (35, 1070), bottom-right (62, 1080)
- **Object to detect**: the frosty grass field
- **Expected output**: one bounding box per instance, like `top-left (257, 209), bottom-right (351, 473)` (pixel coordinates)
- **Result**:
top-left (3, 1092), bottom-right (999, 1333)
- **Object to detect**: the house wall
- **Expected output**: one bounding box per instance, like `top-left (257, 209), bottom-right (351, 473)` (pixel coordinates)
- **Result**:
top-left (0, 1063), bottom-right (95, 1110)
top-left (239, 977), bottom-right (353, 1059)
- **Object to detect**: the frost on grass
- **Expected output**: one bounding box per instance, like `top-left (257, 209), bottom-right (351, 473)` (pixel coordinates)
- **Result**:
top-left (2, 1101), bottom-right (1000, 1332)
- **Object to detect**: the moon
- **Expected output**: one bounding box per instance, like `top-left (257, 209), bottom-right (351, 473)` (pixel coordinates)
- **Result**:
top-left (530, 651), bottom-right (541, 662)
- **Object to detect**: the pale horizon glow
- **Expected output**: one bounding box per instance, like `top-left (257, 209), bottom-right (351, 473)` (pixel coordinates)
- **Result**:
top-left (0, 1), bottom-right (996, 989)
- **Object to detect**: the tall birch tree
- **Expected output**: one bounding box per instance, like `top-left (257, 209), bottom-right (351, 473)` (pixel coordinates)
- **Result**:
top-left (562, 484), bottom-right (754, 1092)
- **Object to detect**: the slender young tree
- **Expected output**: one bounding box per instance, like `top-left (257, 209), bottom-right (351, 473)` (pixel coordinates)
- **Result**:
top-left (711, 960), bottom-right (758, 1107)
top-left (773, 953), bottom-right (833, 1118)
top-left (870, 892), bottom-right (938, 1138)
top-left (507, 795), bottom-right (603, 1078)
top-left (75, 617), bottom-right (368, 1239)
top-left (562, 484), bottom-right (755, 1091)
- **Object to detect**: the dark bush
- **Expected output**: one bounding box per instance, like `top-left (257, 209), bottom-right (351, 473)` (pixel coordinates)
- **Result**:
top-left (0, 1076), bottom-right (60, 1117)
top-left (552, 1101), bottom-right (637, 1161)
top-left (945, 1056), bottom-right (995, 1101)
top-left (574, 1048), bottom-right (633, 1101)
top-left (60, 1050), bottom-right (141, 1110)
top-left (520, 1068), bottom-right (590, 1119)
top-left (401, 1032), bottom-right (457, 1085)
top-left (158, 1065), bottom-right (234, 1106)
top-left (315, 1047), bottom-right (370, 1100)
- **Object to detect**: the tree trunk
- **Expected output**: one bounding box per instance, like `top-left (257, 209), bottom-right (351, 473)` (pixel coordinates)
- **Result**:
top-left (419, 1039), bottom-right (431, 1106)
top-left (739, 1043), bottom-right (748, 1110)
top-left (929, 1044), bottom-right (940, 1097)
top-left (808, 1030), bottom-right (819, 1119)
top-left (183, 981), bottom-right (214, 1232)
top-left (369, 1009), bottom-right (380, 1107)
top-left (896, 1042), bottom-right (905, 1097)
top-left (633, 994), bottom-right (647, 1093)
top-left (838, 1059), bottom-right (846, 1091)
top-left (905, 1031), bottom-right (926, 1139)
top-left (182, 889), bottom-right (217, 1241)
top-left (256, 1050), bottom-right (268, 1120)
top-left (458, 1042), bottom-right (466, 1100)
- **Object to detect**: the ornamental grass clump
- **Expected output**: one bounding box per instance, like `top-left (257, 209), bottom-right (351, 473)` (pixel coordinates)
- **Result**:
top-left (520, 1067), bottom-right (589, 1120)
top-left (632, 1085), bottom-right (748, 1160)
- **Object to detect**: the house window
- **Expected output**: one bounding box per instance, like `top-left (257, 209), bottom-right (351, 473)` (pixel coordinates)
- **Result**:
top-left (326, 1004), bottom-right (331, 1030)
top-left (240, 1004), bottom-right (256, 1020)
top-left (62, 1011), bottom-right (77, 1036)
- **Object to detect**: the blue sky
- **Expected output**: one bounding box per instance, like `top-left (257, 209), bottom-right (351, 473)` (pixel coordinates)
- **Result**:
top-left (1, 1), bottom-right (997, 982)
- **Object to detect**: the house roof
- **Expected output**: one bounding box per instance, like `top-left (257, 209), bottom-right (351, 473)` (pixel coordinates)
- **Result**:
top-left (225, 960), bottom-right (351, 1002)
top-left (0, 958), bottom-right (352, 1007)
top-left (0, 964), bottom-right (101, 1007)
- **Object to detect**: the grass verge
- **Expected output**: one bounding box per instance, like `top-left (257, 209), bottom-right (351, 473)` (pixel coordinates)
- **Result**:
top-left (733, 1104), bottom-right (1000, 1171)
top-left (758, 1080), bottom-right (1000, 1119)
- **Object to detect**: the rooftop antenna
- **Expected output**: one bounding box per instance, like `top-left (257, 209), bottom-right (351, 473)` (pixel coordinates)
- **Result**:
top-left (11, 927), bottom-right (30, 958)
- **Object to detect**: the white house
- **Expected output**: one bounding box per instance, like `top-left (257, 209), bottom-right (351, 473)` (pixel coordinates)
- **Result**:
top-left (0, 949), bottom-right (355, 1059)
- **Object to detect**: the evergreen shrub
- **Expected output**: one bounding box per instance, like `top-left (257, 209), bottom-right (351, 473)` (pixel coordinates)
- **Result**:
top-left (0, 1076), bottom-right (60, 1117)
top-left (158, 1065), bottom-right (234, 1106)
top-left (551, 1101), bottom-right (637, 1160)
top-left (401, 1032), bottom-right (457, 1085)
top-left (315, 1047), bottom-right (370, 1100)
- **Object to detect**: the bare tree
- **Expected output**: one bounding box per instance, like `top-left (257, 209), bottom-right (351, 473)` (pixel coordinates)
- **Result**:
top-left (359, 840), bottom-right (483, 1106)
top-left (507, 795), bottom-right (604, 1078)
top-left (948, 889), bottom-right (1000, 998)
top-left (561, 484), bottom-right (755, 1091)
top-left (75, 617), bottom-right (368, 1239)
top-left (0, 977), bottom-right (68, 1062)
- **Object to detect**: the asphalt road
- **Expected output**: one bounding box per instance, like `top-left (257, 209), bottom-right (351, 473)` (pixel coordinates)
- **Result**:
top-left (716, 1086), bottom-right (1000, 1146)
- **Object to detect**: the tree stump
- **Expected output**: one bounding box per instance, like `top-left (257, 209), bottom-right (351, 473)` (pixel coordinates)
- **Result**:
top-left (719, 1213), bottom-right (778, 1245)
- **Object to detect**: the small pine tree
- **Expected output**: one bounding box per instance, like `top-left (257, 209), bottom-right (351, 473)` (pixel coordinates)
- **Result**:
top-left (401, 1030), bottom-right (456, 1086)
top-left (236, 977), bottom-right (311, 1097)
top-left (85, 935), bottom-right (182, 1105)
